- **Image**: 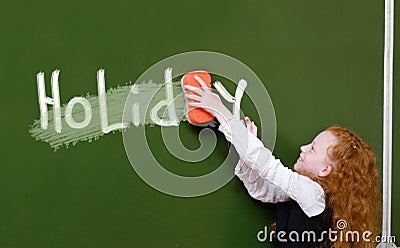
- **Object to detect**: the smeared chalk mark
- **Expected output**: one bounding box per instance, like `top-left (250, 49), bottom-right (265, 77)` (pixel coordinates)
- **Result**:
top-left (30, 79), bottom-right (188, 149)
top-left (30, 69), bottom-right (246, 150)
top-left (130, 84), bottom-right (140, 94)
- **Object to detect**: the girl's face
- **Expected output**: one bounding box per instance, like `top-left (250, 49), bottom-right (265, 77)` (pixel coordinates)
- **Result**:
top-left (294, 131), bottom-right (337, 179)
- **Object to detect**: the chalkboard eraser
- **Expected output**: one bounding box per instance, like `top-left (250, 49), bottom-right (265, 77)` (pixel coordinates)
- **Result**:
top-left (181, 71), bottom-right (215, 125)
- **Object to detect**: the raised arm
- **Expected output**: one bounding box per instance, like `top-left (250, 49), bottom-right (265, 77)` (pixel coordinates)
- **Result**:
top-left (218, 116), bottom-right (325, 217)
top-left (184, 79), bottom-right (326, 217)
top-left (236, 117), bottom-right (290, 203)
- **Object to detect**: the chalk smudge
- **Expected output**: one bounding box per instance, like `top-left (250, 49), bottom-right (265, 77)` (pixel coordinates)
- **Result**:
top-left (29, 81), bottom-right (187, 149)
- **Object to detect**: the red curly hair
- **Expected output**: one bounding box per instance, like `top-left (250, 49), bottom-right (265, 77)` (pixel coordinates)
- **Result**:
top-left (317, 126), bottom-right (381, 248)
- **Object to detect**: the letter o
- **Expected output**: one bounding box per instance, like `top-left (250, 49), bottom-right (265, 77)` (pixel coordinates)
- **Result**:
top-left (65, 97), bottom-right (92, 129)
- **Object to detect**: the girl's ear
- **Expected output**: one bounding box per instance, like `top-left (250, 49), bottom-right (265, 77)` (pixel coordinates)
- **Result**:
top-left (318, 164), bottom-right (333, 178)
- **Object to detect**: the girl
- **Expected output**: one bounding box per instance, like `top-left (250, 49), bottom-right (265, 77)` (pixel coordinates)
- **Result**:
top-left (184, 76), bottom-right (381, 248)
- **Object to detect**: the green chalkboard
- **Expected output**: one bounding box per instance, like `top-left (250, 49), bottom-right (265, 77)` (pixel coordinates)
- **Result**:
top-left (0, 0), bottom-right (398, 247)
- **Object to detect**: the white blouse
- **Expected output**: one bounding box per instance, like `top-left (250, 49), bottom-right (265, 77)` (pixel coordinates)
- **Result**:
top-left (218, 117), bottom-right (326, 217)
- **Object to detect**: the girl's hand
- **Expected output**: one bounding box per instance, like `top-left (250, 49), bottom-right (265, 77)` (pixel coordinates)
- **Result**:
top-left (243, 116), bottom-right (257, 137)
top-left (239, 116), bottom-right (257, 172)
top-left (184, 75), bottom-right (233, 123)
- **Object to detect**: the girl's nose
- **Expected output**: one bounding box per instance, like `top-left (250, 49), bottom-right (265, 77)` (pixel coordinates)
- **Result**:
top-left (300, 144), bottom-right (308, 152)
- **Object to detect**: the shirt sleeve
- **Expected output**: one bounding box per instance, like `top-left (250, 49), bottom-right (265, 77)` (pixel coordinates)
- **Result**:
top-left (219, 117), bottom-right (326, 217)
top-left (235, 160), bottom-right (291, 203)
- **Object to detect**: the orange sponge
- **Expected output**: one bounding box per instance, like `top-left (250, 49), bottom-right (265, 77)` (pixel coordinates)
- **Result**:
top-left (181, 71), bottom-right (214, 125)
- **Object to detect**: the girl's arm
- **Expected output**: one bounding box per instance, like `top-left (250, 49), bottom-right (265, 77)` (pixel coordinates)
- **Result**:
top-left (236, 118), bottom-right (290, 203)
top-left (184, 79), bottom-right (325, 217)
top-left (219, 117), bottom-right (325, 217)
top-left (235, 159), bottom-right (291, 203)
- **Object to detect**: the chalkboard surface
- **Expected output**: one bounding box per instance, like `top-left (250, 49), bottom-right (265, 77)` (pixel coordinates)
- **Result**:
top-left (0, 0), bottom-right (398, 247)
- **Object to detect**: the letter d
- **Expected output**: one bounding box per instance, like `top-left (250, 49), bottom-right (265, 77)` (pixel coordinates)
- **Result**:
top-left (257, 226), bottom-right (268, 242)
